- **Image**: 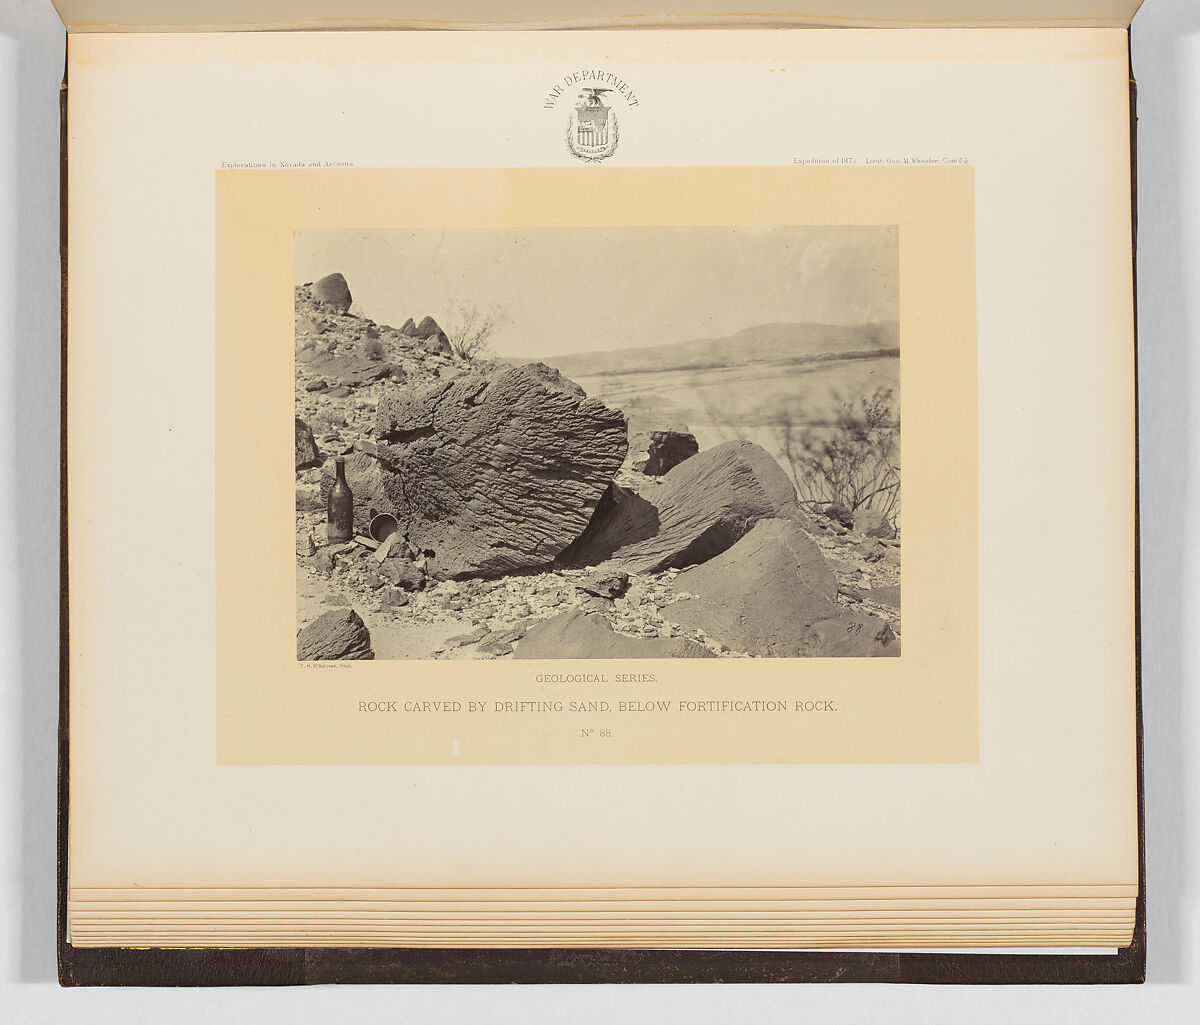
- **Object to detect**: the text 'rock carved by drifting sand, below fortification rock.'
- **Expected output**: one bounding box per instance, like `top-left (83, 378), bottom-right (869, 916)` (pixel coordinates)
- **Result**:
top-left (373, 361), bottom-right (628, 580)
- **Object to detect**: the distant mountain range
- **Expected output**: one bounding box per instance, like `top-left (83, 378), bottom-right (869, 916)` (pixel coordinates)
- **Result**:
top-left (515, 321), bottom-right (899, 379)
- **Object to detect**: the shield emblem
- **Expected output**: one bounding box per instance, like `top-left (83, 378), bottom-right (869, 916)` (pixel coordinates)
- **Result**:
top-left (567, 89), bottom-right (619, 162)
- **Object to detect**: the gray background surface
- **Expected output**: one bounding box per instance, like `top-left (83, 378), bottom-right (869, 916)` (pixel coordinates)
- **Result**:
top-left (1, 0), bottom-right (1195, 1019)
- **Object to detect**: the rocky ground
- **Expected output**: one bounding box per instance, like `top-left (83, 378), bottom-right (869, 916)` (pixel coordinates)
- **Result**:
top-left (294, 272), bottom-right (900, 661)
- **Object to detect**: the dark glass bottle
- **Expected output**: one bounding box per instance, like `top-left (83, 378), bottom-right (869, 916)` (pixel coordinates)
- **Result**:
top-left (327, 458), bottom-right (354, 543)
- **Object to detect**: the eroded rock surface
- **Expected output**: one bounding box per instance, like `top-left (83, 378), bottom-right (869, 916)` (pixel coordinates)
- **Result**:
top-left (561, 440), bottom-right (800, 574)
top-left (296, 607), bottom-right (374, 660)
top-left (374, 362), bottom-right (627, 579)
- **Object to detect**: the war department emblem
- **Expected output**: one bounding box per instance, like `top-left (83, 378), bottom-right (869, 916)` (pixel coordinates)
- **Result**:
top-left (567, 88), bottom-right (619, 163)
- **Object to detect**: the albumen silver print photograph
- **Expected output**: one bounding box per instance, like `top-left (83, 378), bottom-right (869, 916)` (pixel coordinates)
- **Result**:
top-left (294, 226), bottom-right (901, 661)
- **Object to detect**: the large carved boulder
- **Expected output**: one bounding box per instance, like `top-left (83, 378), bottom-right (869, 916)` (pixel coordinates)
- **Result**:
top-left (560, 440), bottom-right (800, 574)
top-left (374, 362), bottom-right (626, 579)
top-left (668, 517), bottom-right (900, 657)
top-left (514, 610), bottom-right (713, 659)
top-left (296, 607), bottom-right (374, 661)
top-left (311, 272), bottom-right (352, 312)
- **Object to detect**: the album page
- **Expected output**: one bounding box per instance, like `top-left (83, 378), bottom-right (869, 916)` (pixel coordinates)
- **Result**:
top-left (66, 28), bottom-right (1137, 901)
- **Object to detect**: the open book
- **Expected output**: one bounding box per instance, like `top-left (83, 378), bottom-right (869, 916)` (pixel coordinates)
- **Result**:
top-left (58, 0), bottom-right (1144, 985)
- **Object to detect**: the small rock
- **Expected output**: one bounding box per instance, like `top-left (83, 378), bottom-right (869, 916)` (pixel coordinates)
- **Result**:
top-left (295, 417), bottom-right (321, 470)
top-left (824, 503), bottom-right (854, 529)
top-left (413, 315), bottom-right (443, 339)
top-left (838, 583), bottom-right (864, 602)
top-left (296, 490), bottom-right (324, 514)
top-left (296, 314), bottom-right (326, 336)
top-left (312, 272), bottom-right (352, 313)
top-left (375, 557), bottom-right (424, 591)
top-left (857, 540), bottom-right (886, 563)
top-left (480, 624), bottom-right (528, 645)
top-left (625, 421), bottom-right (699, 476)
top-left (380, 587), bottom-right (410, 607)
top-left (478, 639), bottom-right (514, 656)
top-left (579, 570), bottom-right (630, 599)
top-left (853, 508), bottom-right (897, 540)
top-left (310, 549), bottom-right (337, 577)
top-left (297, 607), bottom-right (373, 660)
top-left (305, 380), bottom-right (329, 392)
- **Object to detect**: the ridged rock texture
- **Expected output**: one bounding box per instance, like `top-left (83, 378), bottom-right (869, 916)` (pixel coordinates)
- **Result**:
top-left (295, 417), bottom-right (320, 470)
top-left (514, 610), bottom-right (714, 659)
top-left (296, 607), bottom-right (374, 660)
top-left (311, 272), bottom-right (352, 312)
top-left (669, 517), bottom-right (900, 657)
top-left (561, 439), bottom-right (801, 574)
top-left (373, 362), bottom-right (627, 580)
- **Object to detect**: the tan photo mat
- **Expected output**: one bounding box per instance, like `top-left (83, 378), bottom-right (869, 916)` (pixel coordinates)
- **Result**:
top-left (215, 165), bottom-right (978, 766)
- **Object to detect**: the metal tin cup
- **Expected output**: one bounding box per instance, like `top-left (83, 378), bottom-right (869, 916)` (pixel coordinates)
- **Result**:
top-left (369, 513), bottom-right (399, 544)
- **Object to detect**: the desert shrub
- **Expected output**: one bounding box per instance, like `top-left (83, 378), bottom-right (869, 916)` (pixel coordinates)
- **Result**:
top-left (362, 337), bottom-right (386, 361)
top-left (776, 387), bottom-right (900, 521)
top-left (444, 300), bottom-right (505, 361)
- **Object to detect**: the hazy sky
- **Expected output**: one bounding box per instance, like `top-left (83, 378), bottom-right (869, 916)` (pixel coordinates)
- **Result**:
top-left (295, 225), bottom-right (898, 359)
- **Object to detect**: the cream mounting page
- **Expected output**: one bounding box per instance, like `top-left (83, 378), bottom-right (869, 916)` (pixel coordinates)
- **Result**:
top-left (67, 29), bottom-right (1136, 892)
